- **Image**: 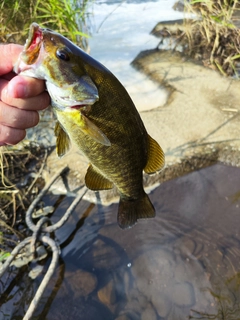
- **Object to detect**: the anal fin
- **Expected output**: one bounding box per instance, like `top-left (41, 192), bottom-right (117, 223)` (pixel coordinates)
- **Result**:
top-left (144, 134), bottom-right (165, 174)
top-left (85, 165), bottom-right (113, 190)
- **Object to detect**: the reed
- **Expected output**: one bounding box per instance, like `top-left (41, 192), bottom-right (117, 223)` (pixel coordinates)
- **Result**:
top-left (183, 0), bottom-right (240, 76)
top-left (0, 0), bottom-right (90, 48)
top-left (0, 143), bottom-right (48, 258)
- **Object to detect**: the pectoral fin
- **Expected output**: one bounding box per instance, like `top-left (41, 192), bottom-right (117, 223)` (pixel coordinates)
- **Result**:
top-left (85, 164), bottom-right (113, 190)
top-left (54, 121), bottom-right (71, 158)
top-left (80, 112), bottom-right (111, 146)
top-left (144, 134), bottom-right (165, 174)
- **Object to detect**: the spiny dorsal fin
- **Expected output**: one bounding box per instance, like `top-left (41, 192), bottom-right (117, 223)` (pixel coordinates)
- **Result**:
top-left (144, 134), bottom-right (165, 174)
top-left (85, 164), bottom-right (113, 190)
top-left (80, 112), bottom-right (111, 146)
top-left (54, 121), bottom-right (71, 158)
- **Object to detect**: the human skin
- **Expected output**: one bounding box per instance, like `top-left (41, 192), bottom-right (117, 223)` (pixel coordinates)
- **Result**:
top-left (0, 44), bottom-right (50, 145)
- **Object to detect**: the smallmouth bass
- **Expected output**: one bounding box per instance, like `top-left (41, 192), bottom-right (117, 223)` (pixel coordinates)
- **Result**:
top-left (14, 23), bottom-right (165, 229)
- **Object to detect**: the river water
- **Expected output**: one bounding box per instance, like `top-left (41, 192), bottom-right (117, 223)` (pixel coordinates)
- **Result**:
top-left (88, 0), bottom-right (183, 111)
top-left (2, 163), bottom-right (240, 319)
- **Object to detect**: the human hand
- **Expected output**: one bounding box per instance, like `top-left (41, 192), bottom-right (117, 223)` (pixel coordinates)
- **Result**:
top-left (0, 44), bottom-right (50, 146)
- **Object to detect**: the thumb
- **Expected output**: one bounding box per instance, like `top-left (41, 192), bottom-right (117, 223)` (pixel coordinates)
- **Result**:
top-left (0, 44), bottom-right (23, 76)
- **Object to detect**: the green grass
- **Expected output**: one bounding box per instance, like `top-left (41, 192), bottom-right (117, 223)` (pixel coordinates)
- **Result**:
top-left (0, 0), bottom-right (91, 48)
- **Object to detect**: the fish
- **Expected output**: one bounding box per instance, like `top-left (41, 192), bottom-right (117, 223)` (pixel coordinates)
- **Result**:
top-left (14, 23), bottom-right (165, 229)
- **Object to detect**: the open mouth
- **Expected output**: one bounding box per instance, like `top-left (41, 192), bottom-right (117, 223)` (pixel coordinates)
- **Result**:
top-left (70, 104), bottom-right (93, 112)
top-left (71, 105), bottom-right (86, 109)
top-left (22, 23), bottom-right (43, 65)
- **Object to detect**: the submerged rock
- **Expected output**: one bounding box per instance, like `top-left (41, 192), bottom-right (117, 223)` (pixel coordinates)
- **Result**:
top-left (10, 244), bottom-right (48, 268)
top-left (140, 305), bottom-right (158, 320)
top-left (115, 315), bottom-right (132, 320)
top-left (130, 247), bottom-right (212, 318)
top-left (98, 279), bottom-right (117, 306)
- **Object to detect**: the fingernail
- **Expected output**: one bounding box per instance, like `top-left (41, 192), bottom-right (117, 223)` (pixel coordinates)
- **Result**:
top-left (7, 82), bottom-right (27, 98)
top-left (15, 83), bottom-right (27, 98)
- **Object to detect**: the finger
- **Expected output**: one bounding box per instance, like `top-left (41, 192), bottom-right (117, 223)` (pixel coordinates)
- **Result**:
top-left (5, 91), bottom-right (50, 111)
top-left (0, 44), bottom-right (23, 76)
top-left (0, 101), bottom-right (39, 129)
top-left (2, 72), bottom-right (16, 82)
top-left (7, 75), bottom-right (47, 99)
top-left (0, 125), bottom-right (26, 145)
top-left (0, 79), bottom-right (50, 111)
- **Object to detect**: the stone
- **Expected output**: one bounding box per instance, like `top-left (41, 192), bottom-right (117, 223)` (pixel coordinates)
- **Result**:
top-left (152, 293), bottom-right (172, 318)
top-left (63, 269), bottom-right (97, 298)
top-left (32, 205), bottom-right (54, 218)
top-left (171, 282), bottom-right (195, 307)
top-left (115, 315), bottom-right (131, 320)
top-left (90, 239), bottom-right (122, 270)
top-left (98, 280), bottom-right (116, 306)
top-left (141, 304), bottom-right (158, 320)
top-left (131, 248), bottom-right (174, 317)
top-left (28, 264), bottom-right (43, 279)
top-left (48, 298), bottom-right (114, 320)
top-left (10, 244), bottom-right (48, 268)
top-left (131, 248), bottom-right (175, 293)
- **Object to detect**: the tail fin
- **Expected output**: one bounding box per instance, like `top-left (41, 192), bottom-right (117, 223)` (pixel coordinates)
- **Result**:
top-left (117, 193), bottom-right (155, 229)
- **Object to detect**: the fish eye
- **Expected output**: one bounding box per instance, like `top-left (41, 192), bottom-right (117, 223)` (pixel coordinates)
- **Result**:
top-left (56, 49), bottom-right (70, 61)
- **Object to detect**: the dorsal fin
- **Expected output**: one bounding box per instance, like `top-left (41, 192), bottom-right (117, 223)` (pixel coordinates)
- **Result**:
top-left (85, 164), bottom-right (113, 190)
top-left (144, 134), bottom-right (165, 174)
top-left (54, 121), bottom-right (71, 158)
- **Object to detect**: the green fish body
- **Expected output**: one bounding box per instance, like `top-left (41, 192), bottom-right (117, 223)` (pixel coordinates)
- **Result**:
top-left (14, 23), bottom-right (165, 229)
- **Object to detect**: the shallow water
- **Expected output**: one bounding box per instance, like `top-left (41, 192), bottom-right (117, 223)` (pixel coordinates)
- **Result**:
top-left (2, 163), bottom-right (240, 319)
top-left (88, 0), bottom-right (184, 112)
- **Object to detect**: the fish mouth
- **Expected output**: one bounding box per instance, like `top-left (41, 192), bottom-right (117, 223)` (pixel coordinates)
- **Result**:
top-left (70, 100), bottom-right (99, 111)
top-left (65, 98), bottom-right (98, 110)
top-left (47, 81), bottom-right (99, 110)
top-left (71, 104), bottom-right (91, 110)
top-left (22, 23), bottom-right (43, 65)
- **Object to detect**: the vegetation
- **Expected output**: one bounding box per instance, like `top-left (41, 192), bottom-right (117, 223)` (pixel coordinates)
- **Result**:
top-left (155, 0), bottom-right (240, 76)
top-left (0, 144), bottom-right (49, 258)
top-left (0, 0), bottom-right (90, 49)
top-left (182, 0), bottom-right (240, 76)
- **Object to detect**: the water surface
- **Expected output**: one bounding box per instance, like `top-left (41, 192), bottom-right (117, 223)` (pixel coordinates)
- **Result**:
top-left (88, 0), bottom-right (184, 111)
top-left (2, 164), bottom-right (240, 319)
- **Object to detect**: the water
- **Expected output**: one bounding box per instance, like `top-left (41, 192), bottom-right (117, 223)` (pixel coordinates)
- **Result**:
top-left (2, 164), bottom-right (240, 319)
top-left (88, 0), bottom-right (184, 111)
